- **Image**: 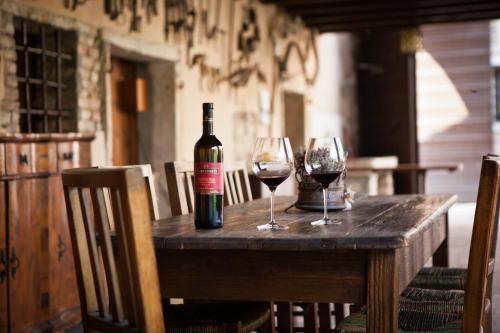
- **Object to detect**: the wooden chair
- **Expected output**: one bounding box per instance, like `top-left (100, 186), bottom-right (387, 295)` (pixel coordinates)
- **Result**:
top-left (336, 155), bottom-right (500, 332)
top-left (96, 164), bottom-right (160, 221)
top-left (407, 154), bottom-right (500, 333)
top-left (62, 167), bottom-right (272, 333)
top-left (165, 161), bottom-right (342, 333)
top-left (164, 161), bottom-right (253, 215)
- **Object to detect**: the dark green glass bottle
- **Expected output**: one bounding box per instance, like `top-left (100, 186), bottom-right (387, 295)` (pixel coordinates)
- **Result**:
top-left (193, 103), bottom-right (224, 228)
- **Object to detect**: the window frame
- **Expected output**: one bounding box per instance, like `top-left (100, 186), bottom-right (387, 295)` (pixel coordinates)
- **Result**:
top-left (14, 16), bottom-right (77, 133)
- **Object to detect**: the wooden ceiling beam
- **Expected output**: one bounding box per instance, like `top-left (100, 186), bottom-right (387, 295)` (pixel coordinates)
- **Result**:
top-left (288, 0), bottom-right (494, 17)
top-left (316, 9), bottom-right (500, 32)
top-left (302, 2), bottom-right (500, 25)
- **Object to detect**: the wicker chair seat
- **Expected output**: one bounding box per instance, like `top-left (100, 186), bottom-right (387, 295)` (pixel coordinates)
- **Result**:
top-left (400, 288), bottom-right (464, 314)
top-left (165, 301), bottom-right (271, 333)
top-left (336, 310), bottom-right (462, 333)
top-left (410, 267), bottom-right (467, 290)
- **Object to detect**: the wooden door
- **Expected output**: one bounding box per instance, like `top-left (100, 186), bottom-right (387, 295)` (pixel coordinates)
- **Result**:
top-left (49, 175), bottom-right (80, 328)
top-left (284, 92), bottom-right (305, 150)
top-left (0, 183), bottom-right (7, 333)
top-left (8, 178), bottom-right (50, 333)
top-left (111, 58), bottom-right (139, 166)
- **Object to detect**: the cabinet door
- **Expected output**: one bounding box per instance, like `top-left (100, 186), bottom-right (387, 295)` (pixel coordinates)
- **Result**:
top-left (49, 175), bottom-right (80, 328)
top-left (8, 178), bottom-right (50, 333)
top-left (0, 183), bottom-right (7, 333)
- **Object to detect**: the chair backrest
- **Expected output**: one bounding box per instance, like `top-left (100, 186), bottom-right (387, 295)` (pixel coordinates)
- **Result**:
top-left (463, 155), bottom-right (500, 332)
top-left (164, 161), bottom-right (253, 216)
top-left (96, 164), bottom-right (160, 220)
top-left (62, 167), bottom-right (165, 333)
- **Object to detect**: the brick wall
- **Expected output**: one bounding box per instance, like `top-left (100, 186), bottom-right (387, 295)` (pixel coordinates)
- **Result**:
top-left (0, 1), bottom-right (103, 134)
top-left (0, 10), bottom-right (19, 132)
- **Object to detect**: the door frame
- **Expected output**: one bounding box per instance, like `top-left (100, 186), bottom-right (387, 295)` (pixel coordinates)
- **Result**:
top-left (100, 29), bottom-right (180, 167)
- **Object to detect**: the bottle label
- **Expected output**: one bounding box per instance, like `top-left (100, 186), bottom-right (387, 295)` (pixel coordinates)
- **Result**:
top-left (194, 162), bottom-right (224, 195)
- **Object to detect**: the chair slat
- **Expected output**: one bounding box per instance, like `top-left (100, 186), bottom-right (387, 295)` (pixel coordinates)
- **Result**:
top-left (223, 171), bottom-right (233, 206)
top-left (90, 187), bottom-right (125, 322)
top-left (241, 166), bottom-right (253, 202)
top-left (186, 172), bottom-right (195, 212)
top-left (64, 187), bottom-right (98, 316)
top-left (110, 188), bottom-right (138, 326)
top-left (165, 161), bottom-right (253, 216)
top-left (233, 171), bottom-right (245, 204)
top-left (78, 188), bottom-right (109, 318)
top-left (228, 171), bottom-right (239, 204)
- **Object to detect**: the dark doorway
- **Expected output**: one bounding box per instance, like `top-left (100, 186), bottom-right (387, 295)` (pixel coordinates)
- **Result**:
top-left (110, 57), bottom-right (139, 166)
top-left (356, 29), bottom-right (418, 193)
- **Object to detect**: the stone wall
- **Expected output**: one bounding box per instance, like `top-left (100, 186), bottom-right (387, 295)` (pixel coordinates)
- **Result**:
top-left (0, 0), bottom-right (103, 134)
top-left (0, 0), bottom-right (358, 168)
top-left (0, 9), bottom-right (19, 132)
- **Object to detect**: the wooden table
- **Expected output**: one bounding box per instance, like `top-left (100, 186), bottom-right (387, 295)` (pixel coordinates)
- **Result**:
top-left (152, 195), bottom-right (457, 333)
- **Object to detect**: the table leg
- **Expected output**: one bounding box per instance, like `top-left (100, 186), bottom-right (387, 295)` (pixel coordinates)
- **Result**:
top-left (367, 249), bottom-right (399, 333)
top-left (432, 214), bottom-right (449, 267)
top-left (304, 303), bottom-right (319, 333)
top-left (334, 303), bottom-right (345, 322)
top-left (416, 170), bottom-right (427, 194)
top-left (318, 303), bottom-right (331, 332)
top-left (276, 302), bottom-right (293, 333)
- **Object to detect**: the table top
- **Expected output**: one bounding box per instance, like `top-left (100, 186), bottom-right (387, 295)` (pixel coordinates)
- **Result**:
top-left (152, 194), bottom-right (457, 251)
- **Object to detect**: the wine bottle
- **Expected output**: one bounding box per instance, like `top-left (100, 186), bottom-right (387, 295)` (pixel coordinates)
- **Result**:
top-left (194, 103), bottom-right (224, 228)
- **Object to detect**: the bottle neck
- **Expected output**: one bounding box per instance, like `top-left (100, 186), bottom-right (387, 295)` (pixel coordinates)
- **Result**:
top-left (203, 120), bottom-right (213, 135)
top-left (203, 108), bottom-right (214, 135)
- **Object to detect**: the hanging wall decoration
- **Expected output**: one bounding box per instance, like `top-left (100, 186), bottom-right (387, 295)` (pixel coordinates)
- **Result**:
top-left (269, 13), bottom-right (319, 86)
top-left (63, 0), bottom-right (88, 10)
top-left (201, 0), bottom-right (224, 41)
top-left (276, 30), bottom-right (319, 85)
top-left (219, 1), bottom-right (265, 89)
top-left (65, 0), bottom-right (160, 32)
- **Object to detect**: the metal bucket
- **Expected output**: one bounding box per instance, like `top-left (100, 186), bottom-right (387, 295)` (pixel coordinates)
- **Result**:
top-left (294, 178), bottom-right (345, 211)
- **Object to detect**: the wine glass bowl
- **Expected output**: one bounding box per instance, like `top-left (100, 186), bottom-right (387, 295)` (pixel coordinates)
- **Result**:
top-left (304, 137), bottom-right (346, 225)
top-left (252, 138), bottom-right (294, 230)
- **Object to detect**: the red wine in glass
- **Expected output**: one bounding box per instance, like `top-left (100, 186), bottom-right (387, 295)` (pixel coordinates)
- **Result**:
top-left (252, 138), bottom-right (294, 230)
top-left (257, 174), bottom-right (289, 191)
top-left (309, 171), bottom-right (343, 189)
top-left (304, 137), bottom-right (346, 225)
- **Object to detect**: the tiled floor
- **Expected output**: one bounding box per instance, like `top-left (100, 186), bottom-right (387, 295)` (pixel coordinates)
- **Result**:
top-left (447, 203), bottom-right (500, 332)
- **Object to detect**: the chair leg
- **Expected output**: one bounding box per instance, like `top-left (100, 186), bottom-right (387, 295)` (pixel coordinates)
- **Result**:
top-left (334, 303), bottom-right (345, 326)
top-left (318, 303), bottom-right (331, 333)
top-left (276, 302), bottom-right (293, 333)
top-left (303, 303), bottom-right (319, 333)
top-left (258, 302), bottom-right (276, 333)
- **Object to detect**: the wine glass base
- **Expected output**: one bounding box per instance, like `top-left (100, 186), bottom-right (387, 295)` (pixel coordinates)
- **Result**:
top-left (257, 223), bottom-right (289, 231)
top-left (311, 218), bottom-right (342, 226)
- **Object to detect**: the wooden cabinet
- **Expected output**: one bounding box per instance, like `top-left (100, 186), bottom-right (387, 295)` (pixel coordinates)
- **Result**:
top-left (8, 178), bottom-right (51, 333)
top-left (0, 133), bottom-right (93, 332)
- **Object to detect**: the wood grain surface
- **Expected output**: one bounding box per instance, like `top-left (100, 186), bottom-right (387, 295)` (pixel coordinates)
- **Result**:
top-left (152, 194), bottom-right (457, 251)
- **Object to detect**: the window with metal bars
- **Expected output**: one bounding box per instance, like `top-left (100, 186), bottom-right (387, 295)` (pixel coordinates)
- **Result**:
top-left (14, 17), bottom-right (77, 133)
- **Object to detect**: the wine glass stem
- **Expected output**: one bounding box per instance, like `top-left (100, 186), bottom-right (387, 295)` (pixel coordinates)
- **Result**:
top-left (270, 189), bottom-right (276, 225)
top-left (323, 188), bottom-right (329, 221)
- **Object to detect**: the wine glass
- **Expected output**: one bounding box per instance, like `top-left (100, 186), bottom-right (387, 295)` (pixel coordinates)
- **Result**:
top-left (252, 138), bottom-right (294, 230)
top-left (304, 137), bottom-right (346, 225)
